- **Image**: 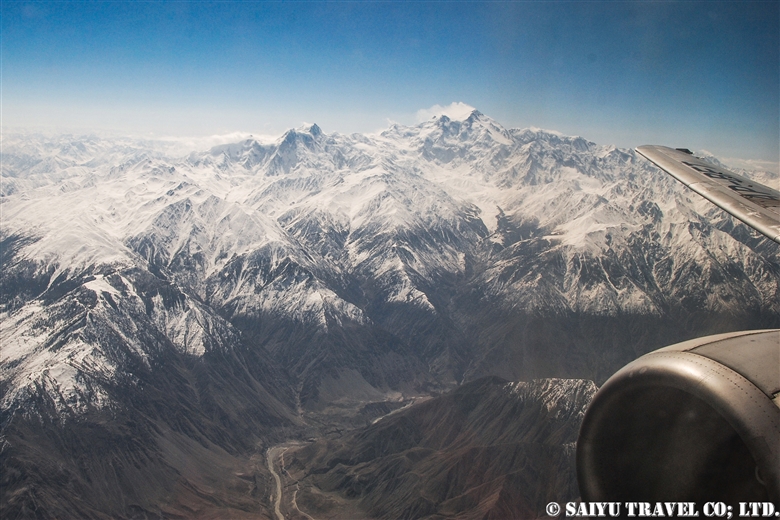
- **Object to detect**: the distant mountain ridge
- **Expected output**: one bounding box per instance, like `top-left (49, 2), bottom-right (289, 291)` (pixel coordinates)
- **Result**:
top-left (1, 109), bottom-right (779, 517)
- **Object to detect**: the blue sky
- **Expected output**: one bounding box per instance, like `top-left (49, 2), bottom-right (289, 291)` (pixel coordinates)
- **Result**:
top-left (3, 1), bottom-right (778, 165)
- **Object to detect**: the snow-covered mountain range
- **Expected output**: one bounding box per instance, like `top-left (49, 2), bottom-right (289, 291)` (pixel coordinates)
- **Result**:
top-left (2, 106), bottom-right (778, 517)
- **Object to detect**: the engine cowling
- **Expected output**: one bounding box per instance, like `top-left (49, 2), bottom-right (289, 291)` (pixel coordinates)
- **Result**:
top-left (577, 329), bottom-right (780, 505)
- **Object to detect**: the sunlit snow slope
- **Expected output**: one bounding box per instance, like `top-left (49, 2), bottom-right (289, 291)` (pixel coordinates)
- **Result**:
top-left (2, 109), bottom-right (779, 417)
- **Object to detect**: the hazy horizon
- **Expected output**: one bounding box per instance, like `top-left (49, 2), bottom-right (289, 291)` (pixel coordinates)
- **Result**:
top-left (3, 1), bottom-right (778, 165)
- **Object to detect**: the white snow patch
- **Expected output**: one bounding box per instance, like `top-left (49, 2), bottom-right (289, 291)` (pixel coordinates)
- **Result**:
top-left (84, 275), bottom-right (121, 298)
top-left (0, 305), bottom-right (120, 415)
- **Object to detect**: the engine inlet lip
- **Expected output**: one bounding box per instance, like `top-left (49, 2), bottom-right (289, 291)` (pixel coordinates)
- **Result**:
top-left (577, 349), bottom-right (780, 504)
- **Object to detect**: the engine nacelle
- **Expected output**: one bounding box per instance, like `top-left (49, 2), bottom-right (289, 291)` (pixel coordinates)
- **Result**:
top-left (577, 330), bottom-right (780, 505)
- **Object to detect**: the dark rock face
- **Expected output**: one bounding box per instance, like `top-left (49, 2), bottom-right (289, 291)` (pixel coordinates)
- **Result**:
top-left (287, 377), bottom-right (596, 519)
top-left (2, 409), bottom-right (270, 519)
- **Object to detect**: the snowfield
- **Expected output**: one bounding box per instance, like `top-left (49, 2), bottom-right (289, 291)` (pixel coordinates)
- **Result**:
top-left (2, 107), bottom-right (779, 416)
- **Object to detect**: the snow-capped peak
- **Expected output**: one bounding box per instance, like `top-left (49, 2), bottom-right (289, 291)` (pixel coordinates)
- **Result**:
top-left (296, 123), bottom-right (322, 137)
top-left (416, 102), bottom-right (479, 123)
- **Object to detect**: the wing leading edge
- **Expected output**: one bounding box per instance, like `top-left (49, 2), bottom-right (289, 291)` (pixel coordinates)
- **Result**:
top-left (636, 145), bottom-right (780, 244)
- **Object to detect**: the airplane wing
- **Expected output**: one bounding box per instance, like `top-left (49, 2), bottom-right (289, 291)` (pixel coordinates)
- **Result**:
top-left (636, 145), bottom-right (780, 244)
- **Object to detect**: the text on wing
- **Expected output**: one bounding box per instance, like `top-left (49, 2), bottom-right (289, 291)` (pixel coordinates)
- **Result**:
top-left (681, 160), bottom-right (780, 211)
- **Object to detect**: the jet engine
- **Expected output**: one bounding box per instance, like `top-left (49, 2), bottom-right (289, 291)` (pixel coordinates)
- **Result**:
top-left (577, 329), bottom-right (780, 505)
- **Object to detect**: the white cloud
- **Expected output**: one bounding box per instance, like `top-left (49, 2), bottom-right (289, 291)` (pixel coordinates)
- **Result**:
top-left (153, 132), bottom-right (281, 155)
top-left (721, 157), bottom-right (779, 176)
top-left (415, 102), bottom-right (477, 123)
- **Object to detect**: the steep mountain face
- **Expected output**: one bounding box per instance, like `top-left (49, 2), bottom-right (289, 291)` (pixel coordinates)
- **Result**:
top-left (1, 109), bottom-right (779, 516)
top-left (0, 261), bottom-right (302, 518)
top-left (285, 377), bottom-right (597, 520)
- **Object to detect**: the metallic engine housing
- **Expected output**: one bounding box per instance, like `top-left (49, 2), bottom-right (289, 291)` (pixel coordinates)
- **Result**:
top-left (577, 330), bottom-right (780, 504)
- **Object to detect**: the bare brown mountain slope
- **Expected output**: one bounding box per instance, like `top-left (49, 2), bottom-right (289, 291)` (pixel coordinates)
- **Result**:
top-left (285, 376), bottom-right (596, 519)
